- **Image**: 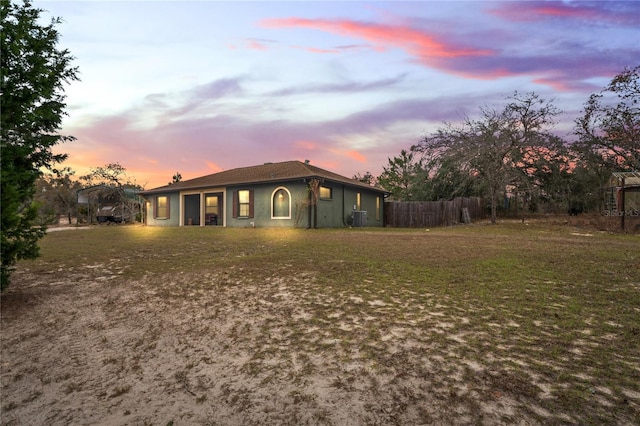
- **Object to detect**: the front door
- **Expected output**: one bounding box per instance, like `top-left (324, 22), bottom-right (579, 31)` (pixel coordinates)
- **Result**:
top-left (184, 194), bottom-right (200, 225)
top-left (205, 193), bottom-right (223, 225)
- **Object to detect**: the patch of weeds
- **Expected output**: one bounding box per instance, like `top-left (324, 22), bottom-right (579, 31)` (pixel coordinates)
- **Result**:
top-left (240, 360), bottom-right (262, 377)
top-left (109, 385), bottom-right (131, 398)
top-left (21, 391), bottom-right (42, 403)
top-left (228, 388), bottom-right (253, 412)
top-left (54, 372), bottom-right (72, 382)
top-left (288, 390), bottom-right (316, 404)
top-left (102, 356), bottom-right (119, 365)
top-left (175, 370), bottom-right (196, 395)
top-left (312, 408), bottom-right (332, 424)
top-left (480, 369), bottom-right (540, 400)
top-left (331, 374), bottom-right (356, 391)
top-left (196, 394), bottom-right (207, 404)
top-left (3, 401), bottom-right (17, 412)
top-left (64, 382), bottom-right (82, 394)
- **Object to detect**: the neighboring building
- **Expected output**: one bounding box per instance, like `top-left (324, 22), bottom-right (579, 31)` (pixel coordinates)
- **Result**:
top-left (77, 184), bottom-right (144, 224)
top-left (602, 171), bottom-right (640, 213)
top-left (139, 160), bottom-right (387, 228)
top-left (601, 171), bottom-right (640, 232)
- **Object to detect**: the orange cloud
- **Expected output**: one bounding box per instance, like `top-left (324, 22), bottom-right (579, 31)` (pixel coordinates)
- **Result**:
top-left (329, 148), bottom-right (366, 163)
top-left (205, 161), bottom-right (223, 173)
top-left (346, 150), bottom-right (366, 163)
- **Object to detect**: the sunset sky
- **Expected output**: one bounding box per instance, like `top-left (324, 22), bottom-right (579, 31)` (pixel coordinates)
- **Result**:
top-left (39, 0), bottom-right (639, 189)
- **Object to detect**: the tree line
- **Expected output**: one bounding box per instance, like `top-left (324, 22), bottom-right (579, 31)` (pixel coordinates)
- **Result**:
top-left (367, 68), bottom-right (639, 224)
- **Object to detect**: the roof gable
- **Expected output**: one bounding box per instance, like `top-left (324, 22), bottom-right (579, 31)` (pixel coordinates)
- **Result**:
top-left (141, 160), bottom-right (386, 194)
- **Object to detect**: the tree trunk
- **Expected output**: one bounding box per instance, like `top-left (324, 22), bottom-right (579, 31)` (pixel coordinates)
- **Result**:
top-left (490, 187), bottom-right (498, 224)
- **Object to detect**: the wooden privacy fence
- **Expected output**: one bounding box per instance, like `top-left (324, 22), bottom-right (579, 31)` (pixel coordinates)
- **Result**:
top-left (384, 197), bottom-right (485, 228)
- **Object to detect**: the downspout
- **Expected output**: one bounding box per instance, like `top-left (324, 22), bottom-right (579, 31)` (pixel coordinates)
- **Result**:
top-left (308, 184), bottom-right (312, 229)
top-left (342, 184), bottom-right (347, 226)
top-left (314, 197), bottom-right (318, 229)
top-left (620, 177), bottom-right (626, 231)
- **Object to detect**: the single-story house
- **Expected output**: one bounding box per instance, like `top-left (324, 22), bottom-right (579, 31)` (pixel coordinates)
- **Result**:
top-left (139, 160), bottom-right (387, 228)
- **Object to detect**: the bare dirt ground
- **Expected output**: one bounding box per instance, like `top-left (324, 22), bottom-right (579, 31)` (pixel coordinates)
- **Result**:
top-left (1, 224), bottom-right (639, 425)
top-left (1, 271), bottom-right (532, 425)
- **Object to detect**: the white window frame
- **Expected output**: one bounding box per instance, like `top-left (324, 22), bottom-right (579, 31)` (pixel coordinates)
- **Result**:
top-left (271, 186), bottom-right (291, 219)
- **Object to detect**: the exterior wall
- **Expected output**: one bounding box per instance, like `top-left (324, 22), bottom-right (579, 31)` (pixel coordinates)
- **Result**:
top-left (316, 184), bottom-right (384, 228)
top-left (225, 181), bottom-right (311, 228)
top-left (145, 192), bottom-right (180, 227)
top-left (342, 186), bottom-right (384, 227)
top-left (144, 182), bottom-right (384, 228)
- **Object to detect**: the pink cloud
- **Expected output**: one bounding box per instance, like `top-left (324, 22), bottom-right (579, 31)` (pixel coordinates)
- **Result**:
top-left (329, 148), bottom-right (367, 163)
top-left (490, 2), bottom-right (639, 25)
top-left (295, 140), bottom-right (317, 150)
top-left (345, 150), bottom-right (366, 163)
top-left (262, 17), bottom-right (494, 60)
top-left (262, 16), bottom-right (635, 91)
top-left (247, 40), bottom-right (269, 51)
top-left (295, 46), bottom-right (339, 54)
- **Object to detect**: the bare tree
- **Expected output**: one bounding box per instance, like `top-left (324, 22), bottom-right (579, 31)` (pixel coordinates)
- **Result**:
top-left (574, 66), bottom-right (640, 171)
top-left (81, 163), bottom-right (142, 223)
top-left (415, 92), bottom-right (562, 223)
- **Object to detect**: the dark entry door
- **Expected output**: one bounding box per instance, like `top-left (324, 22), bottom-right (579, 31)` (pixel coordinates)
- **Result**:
top-left (184, 194), bottom-right (200, 225)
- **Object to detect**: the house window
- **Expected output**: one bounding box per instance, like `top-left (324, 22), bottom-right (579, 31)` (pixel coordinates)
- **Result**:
top-left (205, 196), bottom-right (218, 216)
top-left (376, 196), bottom-right (381, 221)
top-left (238, 190), bottom-right (250, 217)
top-left (233, 189), bottom-right (254, 218)
top-left (272, 187), bottom-right (291, 219)
top-left (356, 193), bottom-right (361, 211)
top-left (319, 186), bottom-right (332, 200)
top-left (155, 196), bottom-right (169, 219)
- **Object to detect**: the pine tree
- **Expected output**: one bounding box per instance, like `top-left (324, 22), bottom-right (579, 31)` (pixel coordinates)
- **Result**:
top-left (1, 0), bottom-right (78, 290)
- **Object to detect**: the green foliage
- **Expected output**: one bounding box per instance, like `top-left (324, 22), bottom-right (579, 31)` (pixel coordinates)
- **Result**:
top-left (35, 167), bottom-right (83, 225)
top-left (377, 149), bottom-right (425, 201)
top-left (0, 0), bottom-right (78, 290)
top-left (169, 171), bottom-right (182, 185)
top-left (421, 154), bottom-right (485, 201)
top-left (352, 171), bottom-right (376, 186)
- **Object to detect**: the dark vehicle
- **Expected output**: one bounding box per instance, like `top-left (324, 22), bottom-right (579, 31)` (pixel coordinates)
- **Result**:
top-left (96, 205), bottom-right (130, 224)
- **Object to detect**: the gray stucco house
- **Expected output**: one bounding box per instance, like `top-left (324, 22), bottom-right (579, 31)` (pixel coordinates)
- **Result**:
top-left (139, 160), bottom-right (387, 228)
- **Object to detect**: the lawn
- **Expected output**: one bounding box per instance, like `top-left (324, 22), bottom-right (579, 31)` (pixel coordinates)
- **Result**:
top-left (1, 222), bottom-right (639, 425)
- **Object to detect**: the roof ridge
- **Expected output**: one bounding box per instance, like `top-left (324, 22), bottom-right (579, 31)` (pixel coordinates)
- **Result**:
top-left (141, 160), bottom-right (386, 194)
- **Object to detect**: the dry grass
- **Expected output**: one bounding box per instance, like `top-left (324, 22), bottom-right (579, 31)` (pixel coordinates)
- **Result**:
top-left (1, 220), bottom-right (639, 425)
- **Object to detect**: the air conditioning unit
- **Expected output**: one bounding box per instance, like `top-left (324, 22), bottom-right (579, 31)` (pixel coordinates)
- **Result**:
top-left (353, 211), bottom-right (367, 227)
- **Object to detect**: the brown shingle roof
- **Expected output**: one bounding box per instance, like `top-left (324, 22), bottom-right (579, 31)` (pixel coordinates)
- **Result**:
top-left (140, 160), bottom-right (386, 195)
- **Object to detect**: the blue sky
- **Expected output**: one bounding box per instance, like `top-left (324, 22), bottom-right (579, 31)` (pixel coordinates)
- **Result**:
top-left (39, 0), bottom-right (639, 188)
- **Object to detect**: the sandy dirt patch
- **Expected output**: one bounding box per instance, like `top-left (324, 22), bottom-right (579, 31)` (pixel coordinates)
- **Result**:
top-left (0, 269), bottom-right (537, 426)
